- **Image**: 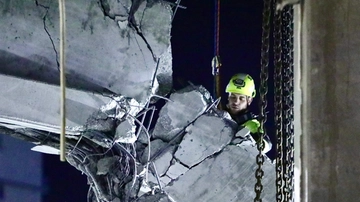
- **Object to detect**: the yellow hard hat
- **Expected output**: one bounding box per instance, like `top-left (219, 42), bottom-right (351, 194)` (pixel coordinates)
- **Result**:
top-left (225, 73), bottom-right (256, 97)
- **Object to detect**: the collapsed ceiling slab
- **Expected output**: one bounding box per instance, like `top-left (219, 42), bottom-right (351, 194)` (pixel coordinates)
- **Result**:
top-left (0, 0), bottom-right (173, 132)
top-left (0, 74), bottom-right (111, 133)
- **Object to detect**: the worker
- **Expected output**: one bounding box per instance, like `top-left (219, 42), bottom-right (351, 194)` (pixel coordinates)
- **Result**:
top-left (224, 73), bottom-right (272, 153)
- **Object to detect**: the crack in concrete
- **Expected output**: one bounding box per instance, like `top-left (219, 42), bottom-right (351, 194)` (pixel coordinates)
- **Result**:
top-left (128, 0), bottom-right (157, 62)
top-left (128, 0), bottom-right (145, 25)
top-left (138, 4), bottom-right (148, 31)
top-left (98, 0), bottom-right (116, 20)
top-left (160, 157), bottom-right (173, 177)
top-left (98, 0), bottom-right (156, 62)
top-left (35, 0), bottom-right (60, 72)
top-left (187, 146), bottom-right (226, 170)
top-left (98, 0), bottom-right (129, 22)
top-left (160, 146), bottom-right (226, 189)
top-left (129, 21), bottom-right (157, 62)
top-left (173, 157), bottom-right (189, 169)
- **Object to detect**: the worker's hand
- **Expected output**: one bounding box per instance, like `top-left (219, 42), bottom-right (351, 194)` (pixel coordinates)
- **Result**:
top-left (242, 119), bottom-right (262, 134)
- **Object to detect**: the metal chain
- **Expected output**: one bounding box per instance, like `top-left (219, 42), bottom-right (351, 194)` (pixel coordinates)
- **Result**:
top-left (254, 0), bottom-right (271, 201)
top-left (273, 1), bottom-right (284, 201)
top-left (282, 5), bottom-right (295, 202)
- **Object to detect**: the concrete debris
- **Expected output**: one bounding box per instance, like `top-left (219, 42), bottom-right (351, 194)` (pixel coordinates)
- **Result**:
top-left (152, 85), bottom-right (213, 142)
top-left (135, 192), bottom-right (172, 202)
top-left (154, 46), bottom-right (173, 100)
top-left (129, 87), bottom-right (275, 201)
top-left (140, 139), bottom-right (168, 164)
top-left (85, 96), bottom-right (143, 143)
top-left (232, 127), bottom-right (258, 151)
top-left (160, 175), bottom-right (172, 187)
top-left (101, 96), bottom-right (143, 121)
top-left (165, 160), bottom-right (188, 180)
top-left (115, 119), bottom-right (137, 143)
top-left (1, 82), bottom-right (276, 201)
top-left (120, 86), bottom-right (275, 202)
top-left (147, 173), bottom-right (172, 188)
top-left (165, 145), bottom-right (275, 202)
top-left (82, 130), bottom-right (114, 148)
top-left (111, 198), bottom-right (122, 202)
top-left (174, 115), bottom-right (236, 167)
top-left (152, 146), bottom-right (175, 176)
top-left (235, 127), bottom-right (251, 138)
top-left (30, 145), bottom-right (60, 155)
top-left (97, 156), bottom-right (119, 175)
top-left (137, 128), bottom-right (151, 145)
top-left (124, 179), bottom-right (141, 199)
top-left (138, 180), bottom-right (152, 197)
top-left (135, 142), bottom-right (147, 159)
top-left (85, 110), bottom-right (116, 132)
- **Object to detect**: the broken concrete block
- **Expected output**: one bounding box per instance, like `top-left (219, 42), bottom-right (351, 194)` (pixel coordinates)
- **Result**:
top-left (124, 178), bottom-right (141, 199)
top-left (138, 180), bottom-right (152, 197)
top-left (135, 192), bottom-right (172, 202)
top-left (140, 139), bottom-right (168, 164)
top-left (96, 156), bottom-right (119, 175)
top-left (160, 175), bottom-right (172, 187)
top-left (115, 119), bottom-right (137, 144)
top-left (85, 110), bottom-right (116, 132)
top-left (152, 85), bottom-right (212, 141)
top-left (235, 127), bottom-right (251, 138)
top-left (165, 160), bottom-right (188, 180)
top-left (174, 114), bottom-right (236, 167)
top-left (137, 128), bottom-right (151, 145)
top-left (146, 173), bottom-right (172, 188)
top-left (152, 146), bottom-right (175, 176)
top-left (165, 145), bottom-right (276, 202)
top-left (111, 198), bottom-right (121, 202)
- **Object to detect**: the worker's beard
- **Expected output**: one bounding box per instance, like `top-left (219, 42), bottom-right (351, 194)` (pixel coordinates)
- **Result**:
top-left (227, 104), bottom-right (246, 115)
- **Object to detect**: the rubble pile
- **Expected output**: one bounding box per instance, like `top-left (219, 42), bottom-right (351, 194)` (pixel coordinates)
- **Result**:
top-left (68, 85), bottom-right (275, 202)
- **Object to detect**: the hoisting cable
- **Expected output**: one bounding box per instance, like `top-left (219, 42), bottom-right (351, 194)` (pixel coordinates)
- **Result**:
top-left (254, 0), bottom-right (272, 201)
top-left (59, 0), bottom-right (67, 162)
top-left (211, 0), bottom-right (222, 108)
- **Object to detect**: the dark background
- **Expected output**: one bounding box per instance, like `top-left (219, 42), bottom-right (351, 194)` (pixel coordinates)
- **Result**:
top-left (43, 0), bottom-right (275, 201)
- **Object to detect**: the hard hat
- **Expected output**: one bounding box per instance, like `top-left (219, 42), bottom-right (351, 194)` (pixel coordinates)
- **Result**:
top-left (225, 73), bottom-right (256, 97)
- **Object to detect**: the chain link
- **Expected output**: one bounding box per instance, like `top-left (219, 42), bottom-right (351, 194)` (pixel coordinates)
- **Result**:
top-left (254, 0), bottom-right (272, 201)
top-left (257, 1), bottom-right (295, 201)
top-left (282, 5), bottom-right (295, 202)
top-left (273, 1), bottom-right (284, 201)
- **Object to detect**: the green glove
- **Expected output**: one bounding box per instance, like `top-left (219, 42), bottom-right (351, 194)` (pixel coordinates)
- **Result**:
top-left (242, 119), bottom-right (263, 134)
top-left (241, 120), bottom-right (271, 153)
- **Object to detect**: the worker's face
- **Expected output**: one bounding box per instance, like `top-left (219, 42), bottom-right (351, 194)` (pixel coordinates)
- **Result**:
top-left (227, 93), bottom-right (252, 115)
